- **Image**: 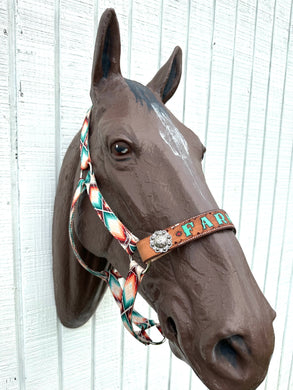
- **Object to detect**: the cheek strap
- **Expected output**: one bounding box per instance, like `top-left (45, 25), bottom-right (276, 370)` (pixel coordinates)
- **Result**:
top-left (137, 210), bottom-right (236, 263)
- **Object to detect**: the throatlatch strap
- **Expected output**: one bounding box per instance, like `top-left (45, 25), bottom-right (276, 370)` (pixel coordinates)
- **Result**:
top-left (137, 210), bottom-right (235, 263)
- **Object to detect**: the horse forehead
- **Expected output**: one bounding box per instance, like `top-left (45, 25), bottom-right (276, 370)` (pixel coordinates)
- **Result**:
top-left (97, 88), bottom-right (164, 129)
top-left (101, 102), bottom-right (186, 148)
top-left (96, 79), bottom-right (193, 152)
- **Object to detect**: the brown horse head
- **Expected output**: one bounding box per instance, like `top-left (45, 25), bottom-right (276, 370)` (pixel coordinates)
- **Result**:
top-left (53, 8), bottom-right (275, 390)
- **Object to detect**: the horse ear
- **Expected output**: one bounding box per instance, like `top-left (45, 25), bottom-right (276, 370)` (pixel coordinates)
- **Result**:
top-left (147, 46), bottom-right (182, 103)
top-left (91, 8), bottom-right (121, 87)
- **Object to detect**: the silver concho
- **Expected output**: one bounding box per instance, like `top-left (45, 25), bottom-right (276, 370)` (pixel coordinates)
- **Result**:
top-left (150, 230), bottom-right (172, 253)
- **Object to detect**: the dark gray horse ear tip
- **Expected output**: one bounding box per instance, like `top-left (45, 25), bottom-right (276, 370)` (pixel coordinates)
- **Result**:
top-left (102, 8), bottom-right (116, 15)
top-left (101, 8), bottom-right (117, 21)
top-left (173, 46), bottom-right (182, 55)
top-left (173, 46), bottom-right (182, 67)
top-left (97, 8), bottom-right (119, 31)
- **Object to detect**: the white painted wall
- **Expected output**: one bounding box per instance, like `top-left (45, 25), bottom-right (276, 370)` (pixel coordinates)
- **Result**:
top-left (1, 0), bottom-right (292, 389)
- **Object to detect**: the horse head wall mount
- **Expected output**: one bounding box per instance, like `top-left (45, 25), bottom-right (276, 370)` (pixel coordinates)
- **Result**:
top-left (53, 8), bottom-right (275, 390)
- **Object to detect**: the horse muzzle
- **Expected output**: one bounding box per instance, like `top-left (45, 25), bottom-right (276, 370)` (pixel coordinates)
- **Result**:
top-left (163, 307), bottom-right (275, 390)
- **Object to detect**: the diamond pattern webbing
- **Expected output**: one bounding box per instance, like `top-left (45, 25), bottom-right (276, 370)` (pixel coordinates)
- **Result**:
top-left (85, 172), bottom-right (138, 255)
top-left (68, 109), bottom-right (164, 345)
top-left (79, 108), bottom-right (138, 256)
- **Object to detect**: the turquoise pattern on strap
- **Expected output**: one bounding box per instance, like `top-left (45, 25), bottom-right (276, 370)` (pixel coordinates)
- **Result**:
top-left (68, 109), bottom-right (165, 345)
top-left (85, 170), bottom-right (138, 255)
top-left (79, 108), bottom-right (139, 256)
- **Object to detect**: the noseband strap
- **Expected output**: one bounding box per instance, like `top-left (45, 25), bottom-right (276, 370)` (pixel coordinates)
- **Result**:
top-left (137, 210), bottom-right (235, 263)
top-left (69, 109), bottom-right (235, 345)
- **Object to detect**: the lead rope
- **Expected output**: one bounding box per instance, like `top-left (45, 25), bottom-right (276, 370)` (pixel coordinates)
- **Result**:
top-left (68, 109), bottom-right (164, 345)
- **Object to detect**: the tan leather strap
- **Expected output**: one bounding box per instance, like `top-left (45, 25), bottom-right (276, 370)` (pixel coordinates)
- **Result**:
top-left (137, 209), bottom-right (236, 263)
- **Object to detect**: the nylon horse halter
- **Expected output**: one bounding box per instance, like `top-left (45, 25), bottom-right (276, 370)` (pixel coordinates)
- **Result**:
top-left (69, 109), bottom-right (236, 345)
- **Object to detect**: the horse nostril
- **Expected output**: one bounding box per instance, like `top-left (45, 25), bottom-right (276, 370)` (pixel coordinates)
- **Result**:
top-left (214, 335), bottom-right (250, 369)
top-left (166, 317), bottom-right (177, 336)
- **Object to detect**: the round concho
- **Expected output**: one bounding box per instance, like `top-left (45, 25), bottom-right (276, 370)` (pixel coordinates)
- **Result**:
top-left (150, 230), bottom-right (172, 253)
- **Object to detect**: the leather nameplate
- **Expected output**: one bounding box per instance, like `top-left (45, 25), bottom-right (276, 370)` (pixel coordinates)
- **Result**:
top-left (137, 209), bottom-right (236, 263)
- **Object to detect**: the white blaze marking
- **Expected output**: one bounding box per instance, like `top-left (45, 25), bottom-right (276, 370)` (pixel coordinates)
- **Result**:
top-left (151, 102), bottom-right (205, 198)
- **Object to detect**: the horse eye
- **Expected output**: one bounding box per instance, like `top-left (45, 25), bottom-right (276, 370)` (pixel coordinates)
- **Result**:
top-left (111, 141), bottom-right (131, 158)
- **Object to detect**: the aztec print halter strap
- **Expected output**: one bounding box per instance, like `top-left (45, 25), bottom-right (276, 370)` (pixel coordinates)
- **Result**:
top-left (69, 170), bottom-right (164, 345)
top-left (69, 108), bottom-right (164, 345)
top-left (79, 108), bottom-right (139, 255)
top-left (69, 109), bottom-right (236, 345)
